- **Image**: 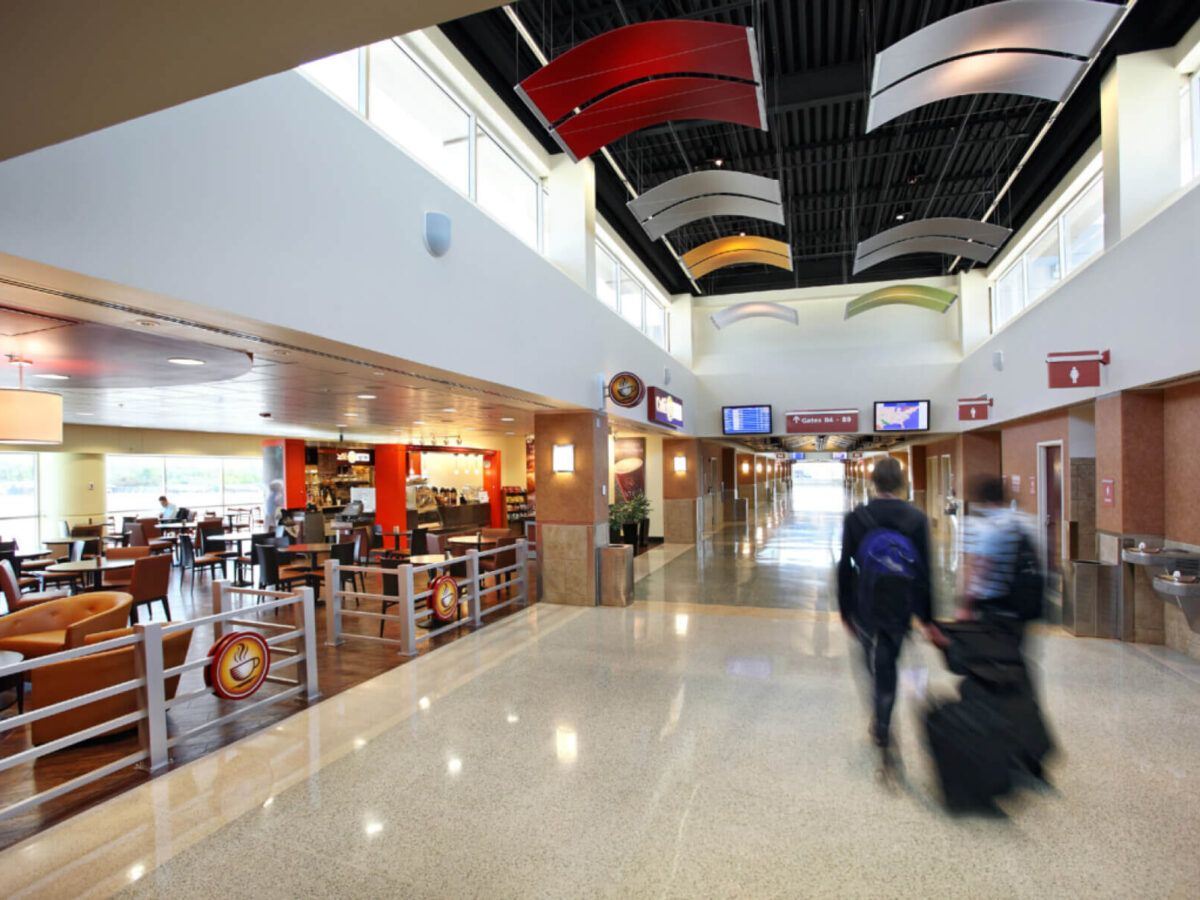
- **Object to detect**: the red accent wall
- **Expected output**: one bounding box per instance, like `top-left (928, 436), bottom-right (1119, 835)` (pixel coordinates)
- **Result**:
top-left (263, 438), bottom-right (307, 508)
top-left (483, 451), bottom-right (502, 528)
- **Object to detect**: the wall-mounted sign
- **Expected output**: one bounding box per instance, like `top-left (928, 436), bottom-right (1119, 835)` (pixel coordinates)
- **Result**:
top-left (647, 387), bottom-right (684, 428)
top-left (791, 452), bottom-right (806, 460)
top-left (335, 449), bottom-right (374, 465)
top-left (1101, 478), bottom-right (1115, 507)
top-left (831, 452), bottom-right (848, 460)
top-left (957, 396), bottom-right (993, 422)
top-left (608, 371), bottom-right (645, 408)
top-left (1011, 474), bottom-right (1021, 494)
top-left (429, 575), bottom-right (460, 623)
top-left (205, 632), bottom-right (270, 700)
top-left (850, 451), bottom-right (864, 459)
top-left (1046, 350), bottom-right (1110, 388)
top-left (785, 408), bottom-right (859, 433)
top-left (1030, 476), bottom-right (1037, 495)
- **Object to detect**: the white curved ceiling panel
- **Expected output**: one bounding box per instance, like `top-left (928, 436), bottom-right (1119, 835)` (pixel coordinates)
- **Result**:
top-left (628, 170), bottom-right (781, 221)
top-left (852, 236), bottom-right (1000, 274)
top-left (641, 195), bottom-right (784, 241)
top-left (866, 52), bottom-right (1084, 132)
top-left (710, 301), bottom-right (798, 330)
top-left (855, 217), bottom-right (1011, 258)
top-left (872, 0), bottom-right (1122, 93)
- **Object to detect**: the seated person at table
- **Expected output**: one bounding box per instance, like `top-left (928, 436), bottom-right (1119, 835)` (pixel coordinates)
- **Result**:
top-left (158, 496), bottom-right (178, 520)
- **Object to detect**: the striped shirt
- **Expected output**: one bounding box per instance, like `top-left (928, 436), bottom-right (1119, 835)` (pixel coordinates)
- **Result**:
top-left (963, 506), bottom-right (1030, 600)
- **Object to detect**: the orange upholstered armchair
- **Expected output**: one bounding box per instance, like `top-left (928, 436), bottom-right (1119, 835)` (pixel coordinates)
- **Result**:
top-left (29, 626), bottom-right (193, 745)
top-left (0, 592), bottom-right (133, 658)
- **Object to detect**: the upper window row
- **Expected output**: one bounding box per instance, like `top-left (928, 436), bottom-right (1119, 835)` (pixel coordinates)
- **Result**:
top-left (596, 243), bottom-right (667, 349)
top-left (1181, 69), bottom-right (1200, 186)
top-left (990, 175), bottom-right (1103, 332)
top-left (300, 41), bottom-right (545, 251)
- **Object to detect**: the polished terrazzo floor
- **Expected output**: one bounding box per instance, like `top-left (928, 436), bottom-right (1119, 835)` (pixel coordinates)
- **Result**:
top-left (3, 481), bottom-right (1199, 898)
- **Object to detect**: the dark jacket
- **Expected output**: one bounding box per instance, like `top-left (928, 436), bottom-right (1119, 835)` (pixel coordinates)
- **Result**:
top-left (837, 497), bottom-right (933, 629)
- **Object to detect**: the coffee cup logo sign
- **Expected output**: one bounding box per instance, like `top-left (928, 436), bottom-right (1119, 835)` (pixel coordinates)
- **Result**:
top-left (429, 575), bottom-right (460, 623)
top-left (335, 450), bottom-right (372, 464)
top-left (205, 632), bottom-right (270, 700)
top-left (608, 372), bottom-right (645, 408)
top-left (647, 387), bottom-right (684, 429)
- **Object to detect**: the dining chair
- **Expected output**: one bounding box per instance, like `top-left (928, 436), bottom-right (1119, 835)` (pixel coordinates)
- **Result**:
top-left (378, 553), bottom-right (402, 637)
top-left (0, 559), bottom-right (69, 613)
top-left (101, 546), bottom-right (151, 589)
top-left (178, 533), bottom-right (226, 594)
top-left (38, 540), bottom-right (86, 593)
top-left (254, 544), bottom-right (310, 594)
top-left (478, 536), bottom-right (518, 588)
top-left (128, 553), bottom-right (173, 624)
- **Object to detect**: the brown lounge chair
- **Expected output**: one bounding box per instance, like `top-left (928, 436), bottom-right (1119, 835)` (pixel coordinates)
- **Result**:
top-left (0, 592), bottom-right (134, 658)
top-left (30, 626), bottom-right (193, 745)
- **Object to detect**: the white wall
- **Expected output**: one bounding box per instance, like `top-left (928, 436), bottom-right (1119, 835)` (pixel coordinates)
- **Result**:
top-left (693, 277), bottom-right (963, 435)
top-left (959, 179), bottom-right (1200, 423)
top-left (0, 72), bottom-right (698, 432)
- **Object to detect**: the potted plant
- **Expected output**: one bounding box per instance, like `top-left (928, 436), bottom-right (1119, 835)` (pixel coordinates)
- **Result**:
top-left (622, 493), bottom-right (651, 547)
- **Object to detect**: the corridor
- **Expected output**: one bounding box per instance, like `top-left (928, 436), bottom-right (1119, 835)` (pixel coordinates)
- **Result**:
top-left (3, 484), bottom-right (1200, 898)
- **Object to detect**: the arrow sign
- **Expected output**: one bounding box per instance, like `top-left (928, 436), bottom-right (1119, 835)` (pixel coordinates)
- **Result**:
top-left (785, 408), bottom-right (859, 434)
top-left (1046, 350), bottom-right (1109, 389)
top-left (957, 396), bottom-right (992, 422)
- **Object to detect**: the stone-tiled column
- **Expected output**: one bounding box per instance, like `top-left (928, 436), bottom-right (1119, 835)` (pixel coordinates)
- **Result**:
top-left (663, 438), bottom-right (702, 543)
top-left (534, 410), bottom-right (609, 606)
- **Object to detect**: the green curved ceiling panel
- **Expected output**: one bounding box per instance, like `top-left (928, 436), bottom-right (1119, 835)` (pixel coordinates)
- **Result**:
top-left (844, 285), bottom-right (958, 320)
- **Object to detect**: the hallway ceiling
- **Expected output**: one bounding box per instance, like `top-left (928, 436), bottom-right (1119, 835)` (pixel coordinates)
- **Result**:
top-left (443, 0), bottom-right (1199, 296)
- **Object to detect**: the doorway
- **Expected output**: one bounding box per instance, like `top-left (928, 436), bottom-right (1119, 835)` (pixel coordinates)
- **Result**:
top-left (1037, 442), bottom-right (1065, 589)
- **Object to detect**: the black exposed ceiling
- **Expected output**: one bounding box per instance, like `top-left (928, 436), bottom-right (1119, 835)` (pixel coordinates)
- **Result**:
top-left (442, 1), bottom-right (1197, 297)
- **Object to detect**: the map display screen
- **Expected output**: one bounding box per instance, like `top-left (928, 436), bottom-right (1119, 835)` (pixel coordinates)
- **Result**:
top-left (874, 400), bottom-right (930, 432)
top-left (723, 405), bottom-right (772, 435)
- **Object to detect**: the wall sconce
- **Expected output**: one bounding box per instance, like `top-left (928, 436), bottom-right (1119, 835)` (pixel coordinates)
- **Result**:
top-left (755, 463), bottom-right (763, 474)
top-left (741, 461), bottom-right (750, 474)
top-left (673, 455), bottom-right (688, 474)
top-left (552, 443), bottom-right (575, 473)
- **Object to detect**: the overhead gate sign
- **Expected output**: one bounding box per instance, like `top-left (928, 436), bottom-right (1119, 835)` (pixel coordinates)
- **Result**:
top-left (785, 408), bottom-right (859, 434)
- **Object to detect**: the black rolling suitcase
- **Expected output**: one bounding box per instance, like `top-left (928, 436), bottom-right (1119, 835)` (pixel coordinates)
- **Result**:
top-left (925, 696), bottom-right (1013, 811)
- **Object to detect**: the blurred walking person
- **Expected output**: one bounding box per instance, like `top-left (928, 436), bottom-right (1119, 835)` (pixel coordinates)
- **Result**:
top-left (838, 457), bottom-right (941, 771)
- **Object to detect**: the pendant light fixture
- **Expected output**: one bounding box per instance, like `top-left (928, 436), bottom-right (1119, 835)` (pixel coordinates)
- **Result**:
top-left (0, 356), bottom-right (63, 444)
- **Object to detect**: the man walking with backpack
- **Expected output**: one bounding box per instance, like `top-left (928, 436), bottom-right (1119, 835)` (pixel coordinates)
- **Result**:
top-left (837, 457), bottom-right (941, 766)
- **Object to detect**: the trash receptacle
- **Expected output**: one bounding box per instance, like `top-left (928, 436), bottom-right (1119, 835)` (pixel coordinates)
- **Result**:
top-left (599, 544), bottom-right (634, 607)
top-left (1064, 559), bottom-right (1119, 638)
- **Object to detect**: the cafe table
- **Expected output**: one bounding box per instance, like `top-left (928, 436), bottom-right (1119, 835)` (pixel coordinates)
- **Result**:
top-left (44, 557), bottom-right (136, 592)
top-left (12, 549), bottom-right (50, 561)
top-left (0, 650), bottom-right (25, 713)
top-left (285, 542), bottom-right (338, 589)
top-left (206, 533), bottom-right (255, 586)
top-left (446, 535), bottom-right (499, 551)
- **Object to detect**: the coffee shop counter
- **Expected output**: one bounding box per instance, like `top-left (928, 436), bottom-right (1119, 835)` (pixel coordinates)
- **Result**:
top-left (407, 502), bottom-right (492, 534)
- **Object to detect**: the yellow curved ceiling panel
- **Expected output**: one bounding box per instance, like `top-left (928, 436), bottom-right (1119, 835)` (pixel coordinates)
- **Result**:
top-left (682, 236), bottom-right (792, 279)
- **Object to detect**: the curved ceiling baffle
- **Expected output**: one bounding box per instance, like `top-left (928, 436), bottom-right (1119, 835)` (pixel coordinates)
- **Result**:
top-left (844, 285), bottom-right (959, 320)
top-left (682, 236), bottom-right (792, 280)
top-left (626, 170), bottom-right (784, 241)
top-left (866, 0), bottom-right (1124, 131)
top-left (710, 302), bottom-right (798, 330)
top-left (514, 19), bottom-right (767, 162)
top-left (853, 217), bottom-right (1013, 274)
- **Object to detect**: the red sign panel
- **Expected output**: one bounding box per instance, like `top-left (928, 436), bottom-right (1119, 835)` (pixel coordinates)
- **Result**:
top-left (785, 408), bottom-right (859, 434)
top-left (957, 396), bottom-right (992, 422)
top-left (647, 386), bottom-right (684, 429)
top-left (1101, 478), bottom-right (1115, 507)
top-left (1046, 350), bottom-right (1109, 389)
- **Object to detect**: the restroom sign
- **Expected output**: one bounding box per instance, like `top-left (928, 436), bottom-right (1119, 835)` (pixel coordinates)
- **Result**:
top-left (1046, 350), bottom-right (1109, 388)
top-left (785, 408), bottom-right (859, 433)
top-left (957, 396), bottom-right (992, 421)
top-left (1101, 478), bottom-right (1115, 507)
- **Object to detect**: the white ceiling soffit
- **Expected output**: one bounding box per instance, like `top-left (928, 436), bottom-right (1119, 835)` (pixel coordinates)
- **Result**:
top-left (867, 52), bottom-right (1085, 131)
top-left (627, 170), bottom-right (781, 221)
top-left (871, 0), bottom-right (1124, 94)
top-left (855, 217), bottom-right (1012, 258)
top-left (639, 195), bottom-right (785, 241)
top-left (853, 235), bottom-right (1001, 274)
top-left (710, 301), bottom-right (799, 330)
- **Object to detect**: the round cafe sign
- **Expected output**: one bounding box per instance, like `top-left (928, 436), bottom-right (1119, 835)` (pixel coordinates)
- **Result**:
top-left (429, 575), bottom-right (460, 623)
top-left (205, 632), bottom-right (270, 700)
top-left (607, 371), bottom-right (645, 408)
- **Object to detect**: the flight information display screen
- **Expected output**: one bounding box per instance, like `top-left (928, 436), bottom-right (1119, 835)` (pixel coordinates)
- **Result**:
top-left (722, 405), bottom-right (772, 435)
top-left (874, 400), bottom-right (930, 432)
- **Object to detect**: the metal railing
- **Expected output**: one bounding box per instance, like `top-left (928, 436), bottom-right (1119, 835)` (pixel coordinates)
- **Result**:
top-left (0, 582), bottom-right (318, 822)
top-left (325, 540), bottom-right (529, 656)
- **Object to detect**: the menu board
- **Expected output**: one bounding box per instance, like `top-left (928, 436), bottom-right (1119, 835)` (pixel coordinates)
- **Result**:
top-left (723, 405), bottom-right (772, 435)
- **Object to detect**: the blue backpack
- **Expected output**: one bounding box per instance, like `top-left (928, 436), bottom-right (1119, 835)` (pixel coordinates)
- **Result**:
top-left (853, 506), bottom-right (920, 630)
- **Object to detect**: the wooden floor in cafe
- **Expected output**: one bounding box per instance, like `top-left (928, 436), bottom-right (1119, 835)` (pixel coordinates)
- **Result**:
top-left (0, 559), bottom-right (537, 851)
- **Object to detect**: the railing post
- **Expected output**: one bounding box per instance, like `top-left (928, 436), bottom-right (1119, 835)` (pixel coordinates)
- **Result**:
top-left (467, 550), bottom-right (482, 628)
top-left (133, 622), bottom-right (169, 773)
top-left (324, 557), bottom-right (342, 646)
top-left (399, 564), bottom-right (417, 657)
top-left (212, 580), bottom-right (230, 643)
top-left (516, 539), bottom-right (529, 607)
top-left (297, 586), bottom-right (321, 701)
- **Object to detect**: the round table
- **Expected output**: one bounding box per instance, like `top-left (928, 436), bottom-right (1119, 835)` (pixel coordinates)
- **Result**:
top-left (44, 557), bottom-right (136, 591)
top-left (207, 533), bottom-right (255, 586)
top-left (157, 522), bottom-right (188, 531)
top-left (0, 650), bottom-right (25, 713)
top-left (446, 535), bottom-right (499, 551)
top-left (12, 549), bottom-right (50, 561)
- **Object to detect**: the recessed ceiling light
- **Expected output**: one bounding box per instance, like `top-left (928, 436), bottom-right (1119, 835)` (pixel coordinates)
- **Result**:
top-left (413, 420), bottom-right (426, 425)
top-left (77, 411), bottom-right (94, 416)
top-left (442, 408), bottom-right (457, 413)
top-left (167, 357), bottom-right (205, 366)
top-left (372, 371), bottom-right (385, 376)
top-left (465, 427), bottom-right (476, 431)
top-left (505, 431), bottom-right (515, 435)
top-left (34, 373), bottom-right (69, 380)
top-left (500, 417), bottom-right (515, 422)
top-left (344, 413), bottom-right (359, 417)
top-left (356, 394), bottom-right (376, 400)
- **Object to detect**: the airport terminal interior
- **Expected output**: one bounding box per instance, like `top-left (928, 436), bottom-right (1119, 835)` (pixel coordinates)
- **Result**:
top-left (1, 0), bottom-right (1200, 896)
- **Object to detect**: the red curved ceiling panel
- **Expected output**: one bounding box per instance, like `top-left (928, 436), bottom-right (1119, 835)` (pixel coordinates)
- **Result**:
top-left (516, 20), bottom-right (758, 127)
top-left (553, 77), bottom-right (763, 161)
